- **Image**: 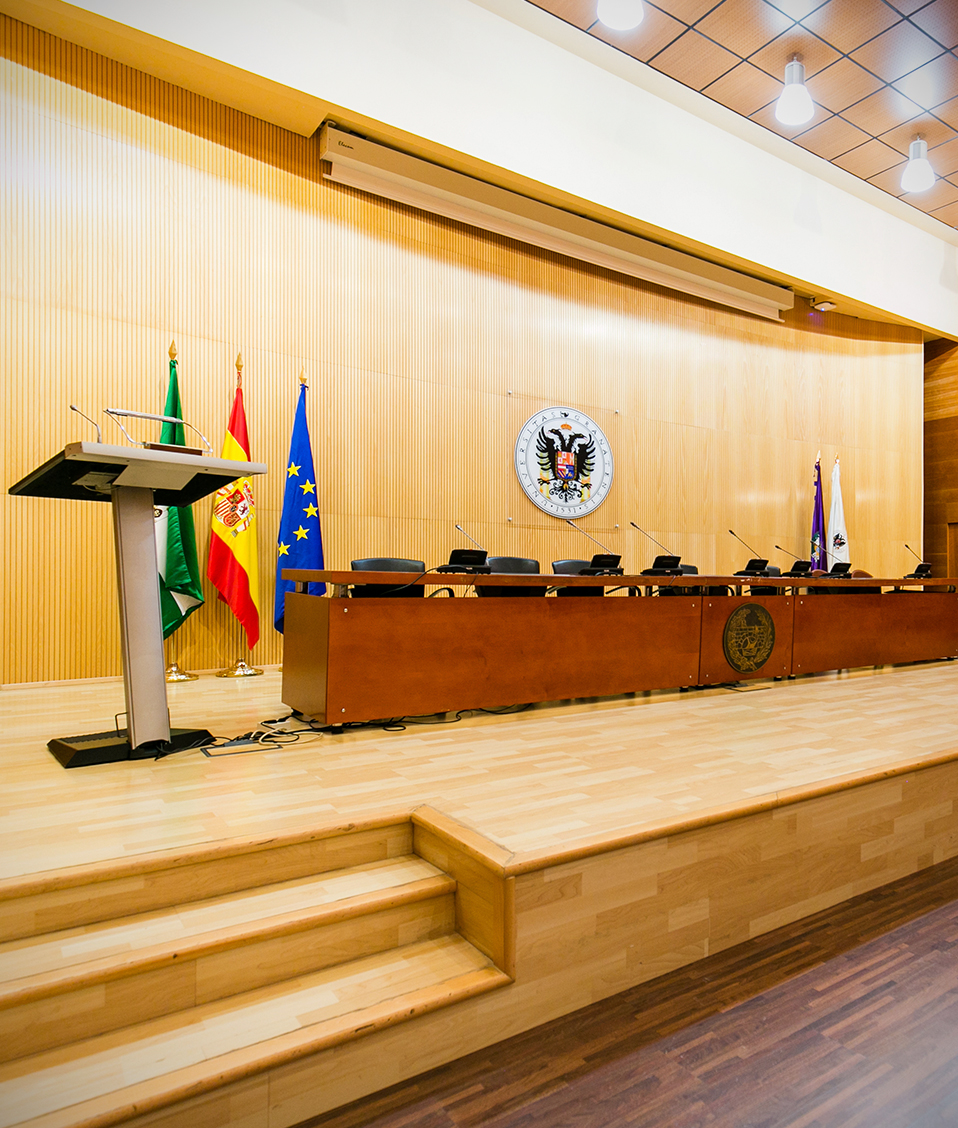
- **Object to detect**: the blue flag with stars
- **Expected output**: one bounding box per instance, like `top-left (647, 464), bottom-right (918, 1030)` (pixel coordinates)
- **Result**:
top-left (275, 380), bottom-right (325, 632)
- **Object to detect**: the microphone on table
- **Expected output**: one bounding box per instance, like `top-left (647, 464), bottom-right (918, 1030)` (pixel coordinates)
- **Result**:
top-left (728, 529), bottom-right (761, 557)
top-left (904, 544), bottom-right (932, 579)
top-left (774, 545), bottom-right (813, 576)
top-left (455, 524), bottom-right (486, 551)
top-left (437, 525), bottom-right (491, 574)
top-left (629, 522), bottom-right (681, 585)
top-left (629, 522), bottom-right (675, 556)
top-left (564, 519), bottom-right (622, 575)
top-left (728, 529), bottom-right (769, 576)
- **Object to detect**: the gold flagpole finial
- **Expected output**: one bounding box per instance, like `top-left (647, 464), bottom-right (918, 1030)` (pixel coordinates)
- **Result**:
top-left (299, 366), bottom-right (307, 386)
top-left (816, 449), bottom-right (821, 463)
top-left (169, 340), bottom-right (177, 361)
top-left (236, 352), bottom-right (243, 388)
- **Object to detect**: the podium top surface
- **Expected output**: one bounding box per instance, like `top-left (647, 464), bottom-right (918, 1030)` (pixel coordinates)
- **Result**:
top-left (8, 442), bottom-right (268, 505)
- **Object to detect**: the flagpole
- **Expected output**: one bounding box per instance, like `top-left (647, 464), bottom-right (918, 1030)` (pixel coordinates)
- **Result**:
top-left (160, 338), bottom-right (202, 682)
top-left (216, 614), bottom-right (263, 678)
top-left (215, 351), bottom-right (263, 678)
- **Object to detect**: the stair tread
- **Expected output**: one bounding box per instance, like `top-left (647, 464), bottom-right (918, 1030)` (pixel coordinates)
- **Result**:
top-left (0, 856), bottom-right (444, 990)
top-left (0, 935), bottom-right (509, 1128)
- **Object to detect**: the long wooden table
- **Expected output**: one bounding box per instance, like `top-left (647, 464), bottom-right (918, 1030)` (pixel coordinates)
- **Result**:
top-left (281, 571), bottom-right (958, 724)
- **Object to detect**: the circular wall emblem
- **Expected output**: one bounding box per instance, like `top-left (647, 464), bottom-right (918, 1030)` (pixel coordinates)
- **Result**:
top-left (722, 604), bottom-right (776, 674)
top-left (514, 407), bottom-right (613, 519)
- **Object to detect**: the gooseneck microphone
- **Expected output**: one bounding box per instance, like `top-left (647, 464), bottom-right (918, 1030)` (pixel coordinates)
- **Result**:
top-left (729, 529), bottom-right (762, 558)
top-left (565, 519), bottom-right (613, 553)
top-left (775, 544), bottom-right (804, 561)
top-left (629, 522), bottom-right (675, 555)
top-left (904, 543), bottom-right (925, 563)
top-left (70, 404), bottom-right (102, 444)
top-left (455, 524), bottom-right (486, 551)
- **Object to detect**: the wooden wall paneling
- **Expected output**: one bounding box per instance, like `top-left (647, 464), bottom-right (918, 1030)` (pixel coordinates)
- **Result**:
top-left (0, 12), bottom-right (925, 684)
top-left (925, 342), bottom-right (958, 577)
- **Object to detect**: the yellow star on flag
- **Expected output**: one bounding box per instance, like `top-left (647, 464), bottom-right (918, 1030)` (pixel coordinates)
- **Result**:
top-left (294, 525), bottom-right (309, 540)
top-left (303, 503), bottom-right (319, 518)
top-left (287, 463), bottom-right (300, 478)
top-left (299, 480), bottom-right (315, 495)
top-left (278, 543), bottom-right (290, 556)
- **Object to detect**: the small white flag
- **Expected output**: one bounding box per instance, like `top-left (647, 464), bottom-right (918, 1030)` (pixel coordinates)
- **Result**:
top-left (827, 457), bottom-right (849, 565)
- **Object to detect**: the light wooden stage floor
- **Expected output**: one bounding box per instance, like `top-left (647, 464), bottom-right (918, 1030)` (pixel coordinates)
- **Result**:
top-left (3, 660), bottom-right (958, 882)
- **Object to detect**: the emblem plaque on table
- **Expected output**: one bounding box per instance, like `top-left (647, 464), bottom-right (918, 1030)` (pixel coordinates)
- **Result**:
top-left (514, 406), bottom-right (614, 518)
top-left (723, 604), bottom-right (776, 673)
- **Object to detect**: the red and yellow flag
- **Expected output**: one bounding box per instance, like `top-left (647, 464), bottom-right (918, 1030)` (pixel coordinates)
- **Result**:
top-left (208, 355), bottom-right (260, 648)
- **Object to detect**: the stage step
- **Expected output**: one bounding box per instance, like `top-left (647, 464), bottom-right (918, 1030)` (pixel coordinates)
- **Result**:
top-left (0, 855), bottom-right (456, 1062)
top-left (0, 934), bottom-right (508, 1128)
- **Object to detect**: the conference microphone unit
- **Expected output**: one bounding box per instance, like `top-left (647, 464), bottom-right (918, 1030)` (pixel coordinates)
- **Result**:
top-left (438, 524), bottom-right (491, 573)
top-left (728, 529), bottom-right (768, 575)
top-left (629, 522), bottom-right (681, 576)
top-left (774, 545), bottom-right (812, 576)
top-left (564, 519), bottom-right (621, 573)
top-left (904, 544), bottom-right (932, 578)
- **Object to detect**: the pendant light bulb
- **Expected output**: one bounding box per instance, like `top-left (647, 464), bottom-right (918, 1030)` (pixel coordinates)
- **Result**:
top-left (900, 138), bottom-right (936, 194)
top-left (596, 0), bottom-right (645, 31)
top-left (775, 59), bottom-right (814, 126)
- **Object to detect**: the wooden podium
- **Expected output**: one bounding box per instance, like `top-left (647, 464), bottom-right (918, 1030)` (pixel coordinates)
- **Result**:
top-left (9, 442), bottom-right (267, 766)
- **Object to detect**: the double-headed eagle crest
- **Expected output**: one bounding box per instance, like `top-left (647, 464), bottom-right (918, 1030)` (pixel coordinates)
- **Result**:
top-left (536, 418), bottom-right (595, 504)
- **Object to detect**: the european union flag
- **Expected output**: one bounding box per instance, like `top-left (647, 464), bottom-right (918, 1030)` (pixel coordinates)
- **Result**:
top-left (275, 380), bottom-right (325, 633)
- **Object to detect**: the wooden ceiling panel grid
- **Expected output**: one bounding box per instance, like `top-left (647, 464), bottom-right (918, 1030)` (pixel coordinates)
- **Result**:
top-left (527, 0), bottom-right (958, 228)
top-left (909, 1), bottom-right (958, 50)
top-left (849, 20), bottom-right (944, 82)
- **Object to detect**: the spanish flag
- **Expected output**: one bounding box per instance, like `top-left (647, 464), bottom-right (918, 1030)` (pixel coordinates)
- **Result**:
top-left (208, 356), bottom-right (260, 648)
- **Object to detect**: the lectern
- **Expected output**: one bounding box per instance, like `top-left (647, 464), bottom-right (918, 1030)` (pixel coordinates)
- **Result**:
top-left (9, 442), bottom-right (267, 766)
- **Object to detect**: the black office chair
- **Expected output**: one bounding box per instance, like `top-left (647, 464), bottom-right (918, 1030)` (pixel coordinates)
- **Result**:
top-left (749, 564), bottom-right (781, 596)
top-left (551, 559), bottom-right (604, 597)
top-left (658, 563), bottom-right (700, 596)
top-left (350, 557), bottom-right (425, 598)
top-left (477, 557), bottom-right (546, 598)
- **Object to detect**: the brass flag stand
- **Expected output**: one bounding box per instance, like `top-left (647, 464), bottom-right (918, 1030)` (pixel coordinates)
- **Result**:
top-left (164, 636), bottom-right (198, 682)
top-left (215, 610), bottom-right (263, 678)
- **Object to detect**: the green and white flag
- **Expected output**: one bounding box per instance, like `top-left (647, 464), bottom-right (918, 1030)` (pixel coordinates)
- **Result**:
top-left (155, 343), bottom-right (204, 638)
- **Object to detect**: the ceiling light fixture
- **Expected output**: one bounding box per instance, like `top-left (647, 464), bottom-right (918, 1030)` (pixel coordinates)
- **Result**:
top-left (900, 137), bottom-right (936, 194)
top-left (596, 0), bottom-right (645, 31)
top-left (775, 57), bottom-right (814, 127)
top-left (812, 300), bottom-right (837, 312)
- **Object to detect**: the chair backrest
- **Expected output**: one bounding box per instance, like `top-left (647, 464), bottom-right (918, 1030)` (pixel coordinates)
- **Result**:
top-left (749, 563), bottom-right (781, 596)
top-left (478, 557), bottom-right (546, 598)
top-left (551, 559), bottom-right (603, 597)
top-left (350, 557), bottom-right (425, 598)
top-left (850, 568), bottom-right (881, 595)
top-left (659, 562), bottom-right (699, 596)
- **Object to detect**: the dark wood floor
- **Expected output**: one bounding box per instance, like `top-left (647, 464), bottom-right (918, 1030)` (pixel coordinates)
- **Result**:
top-left (303, 856), bottom-right (958, 1128)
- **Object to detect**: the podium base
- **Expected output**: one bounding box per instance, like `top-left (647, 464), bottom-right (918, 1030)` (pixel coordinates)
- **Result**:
top-left (48, 727), bottom-right (214, 768)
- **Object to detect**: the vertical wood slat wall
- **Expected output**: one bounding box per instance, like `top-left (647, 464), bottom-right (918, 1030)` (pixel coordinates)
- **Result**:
top-left (0, 14), bottom-right (924, 686)
top-left (924, 340), bottom-right (958, 578)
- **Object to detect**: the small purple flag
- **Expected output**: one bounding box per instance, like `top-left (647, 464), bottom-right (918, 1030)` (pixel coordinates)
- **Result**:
top-left (811, 455), bottom-right (826, 570)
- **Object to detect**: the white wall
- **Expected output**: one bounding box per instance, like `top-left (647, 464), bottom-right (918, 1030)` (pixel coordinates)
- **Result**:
top-left (60, 0), bottom-right (958, 337)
